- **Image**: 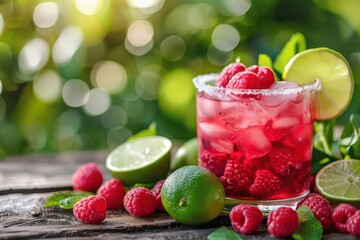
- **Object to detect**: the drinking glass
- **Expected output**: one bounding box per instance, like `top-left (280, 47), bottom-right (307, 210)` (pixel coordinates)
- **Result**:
top-left (193, 73), bottom-right (320, 212)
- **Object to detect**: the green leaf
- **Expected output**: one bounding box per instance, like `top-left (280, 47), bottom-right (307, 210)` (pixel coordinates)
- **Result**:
top-left (207, 226), bottom-right (243, 240)
top-left (292, 206), bottom-right (323, 240)
top-left (311, 147), bottom-right (338, 174)
top-left (258, 54), bottom-right (273, 68)
top-left (43, 191), bottom-right (93, 208)
top-left (273, 32), bottom-right (306, 77)
top-left (127, 122), bottom-right (157, 142)
top-left (313, 121), bottom-right (335, 156)
top-left (60, 195), bottom-right (88, 209)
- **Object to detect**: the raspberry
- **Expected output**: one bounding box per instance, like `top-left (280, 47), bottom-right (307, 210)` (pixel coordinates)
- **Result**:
top-left (296, 193), bottom-right (333, 230)
top-left (72, 162), bottom-right (103, 192)
top-left (220, 160), bottom-right (253, 196)
top-left (216, 62), bottom-right (246, 87)
top-left (123, 187), bottom-right (157, 217)
top-left (97, 178), bottom-right (126, 210)
top-left (199, 150), bottom-right (228, 177)
top-left (269, 147), bottom-right (302, 177)
top-left (152, 179), bottom-right (165, 212)
top-left (247, 65), bottom-right (275, 89)
top-left (73, 195), bottom-right (106, 224)
top-left (347, 210), bottom-right (360, 237)
top-left (283, 162), bottom-right (311, 195)
top-left (249, 169), bottom-right (282, 198)
top-left (332, 203), bottom-right (357, 233)
top-left (226, 71), bottom-right (260, 89)
top-left (267, 207), bottom-right (300, 237)
top-left (230, 204), bottom-right (263, 234)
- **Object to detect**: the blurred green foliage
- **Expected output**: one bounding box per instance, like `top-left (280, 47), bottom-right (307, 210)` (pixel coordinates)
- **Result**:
top-left (0, 0), bottom-right (359, 157)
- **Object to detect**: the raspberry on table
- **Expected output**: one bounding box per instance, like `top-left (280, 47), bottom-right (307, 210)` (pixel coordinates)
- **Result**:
top-left (152, 179), bottom-right (166, 212)
top-left (72, 162), bottom-right (103, 192)
top-left (249, 169), bottom-right (282, 198)
top-left (97, 178), bottom-right (126, 210)
top-left (73, 195), bottom-right (107, 224)
top-left (267, 207), bottom-right (300, 237)
top-left (226, 71), bottom-right (260, 90)
top-left (347, 210), bottom-right (360, 237)
top-left (123, 187), bottom-right (157, 217)
top-left (230, 204), bottom-right (263, 234)
top-left (296, 193), bottom-right (333, 230)
top-left (220, 160), bottom-right (253, 196)
top-left (199, 150), bottom-right (228, 177)
top-left (269, 147), bottom-right (302, 177)
top-left (247, 65), bottom-right (275, 89)
top-left (216, 62), bottom-right (246, 87)
top-left (332, 203), bottom-right (357, 233)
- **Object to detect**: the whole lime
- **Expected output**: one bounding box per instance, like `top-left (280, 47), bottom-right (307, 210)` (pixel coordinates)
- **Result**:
top-left (161, 165), bottom-right (225, 226)
top-left (170, 137), bottom-right (198, 172)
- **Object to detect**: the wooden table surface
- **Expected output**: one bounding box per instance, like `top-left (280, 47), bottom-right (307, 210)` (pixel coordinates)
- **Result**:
top-left (0, 151), bottom-right (356, 239)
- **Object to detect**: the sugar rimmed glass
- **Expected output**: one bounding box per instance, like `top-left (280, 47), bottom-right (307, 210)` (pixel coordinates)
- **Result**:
top-left (193, 73), bottom-right (321, 212)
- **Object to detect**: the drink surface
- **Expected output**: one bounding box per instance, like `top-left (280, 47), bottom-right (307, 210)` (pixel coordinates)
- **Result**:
top-left (196, 80), bottom-right (315, 200)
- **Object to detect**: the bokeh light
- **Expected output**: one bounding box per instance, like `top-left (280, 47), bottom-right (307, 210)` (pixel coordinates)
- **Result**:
top-left (62, 79), bottom-right (89, 107)
top-left (75, 0), bottom-right (103, 15)
top-left (135, 71), bottom-right (161, 100)
top-left (33, 70), bottom-right (63, 103)
top-left (212, 24), bottom-right (240, 52)
top-left (160, 35), bottom-right (186, 61)
top-left (90, 61), bottom-right (127, 94)
top-left (0, 12), bottom-right (4, 36)
top-left (126, 0), bottom-right (164, 14)
top-left (188, 3), bottom-right (217, 29)
top-left (52, 26), bottom-right (83, 66)
top-left (55, 110), bottom-right (82, 151)
top-left (125, 20), bottom-right (154, 55)
top-left (83, 88), bottom-right (110, 116)
top-left (223, 0), bottom-right (251, 16)
top-left (18, 38), bottom-right (50, 75)
top-left (33, 2), bottom-right (59, 28)
top-left (101, 105), bottom-right (128, 130)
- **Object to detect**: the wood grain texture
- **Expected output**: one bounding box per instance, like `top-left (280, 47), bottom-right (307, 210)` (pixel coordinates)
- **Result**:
top-left (0, 151), bottom-right (355, 239)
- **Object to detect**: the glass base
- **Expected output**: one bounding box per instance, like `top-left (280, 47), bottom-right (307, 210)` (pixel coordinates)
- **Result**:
top-left (223, 191), bottom-right (309, 216)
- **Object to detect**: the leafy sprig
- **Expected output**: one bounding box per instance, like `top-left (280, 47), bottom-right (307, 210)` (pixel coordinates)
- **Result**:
top-left (258, 32), bottom-right (359, 173)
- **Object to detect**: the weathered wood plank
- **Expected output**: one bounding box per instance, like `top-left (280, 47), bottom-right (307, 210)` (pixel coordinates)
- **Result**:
top-left (0, 151), bottom-right (110, 194)
top-left (0, 152), bottom-right (357, 239)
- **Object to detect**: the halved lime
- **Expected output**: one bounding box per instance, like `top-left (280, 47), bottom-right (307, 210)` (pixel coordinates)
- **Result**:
top-left (283, 47), bottom-right (354, 120)
top-left (106, 136), bottom-right (172, 186)
top-left (315, 159), bottom-right (360, 202)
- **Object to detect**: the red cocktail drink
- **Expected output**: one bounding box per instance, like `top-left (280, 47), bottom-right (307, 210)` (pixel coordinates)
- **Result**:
top-left (193, 73), bottom-right (319, 210)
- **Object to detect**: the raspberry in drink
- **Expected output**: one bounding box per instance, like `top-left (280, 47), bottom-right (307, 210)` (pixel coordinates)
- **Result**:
top-left (193, 64), bottom-right (320, 211)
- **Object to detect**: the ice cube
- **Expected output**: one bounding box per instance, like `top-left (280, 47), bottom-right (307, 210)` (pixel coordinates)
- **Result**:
top-left (235, 127), bottom-right (272, 159)
top-left (197, 98), bottom-right (221, 119)
top-left (210, 139), bottom-right (234, 153)
top-left (198, 120), bottom-right (232, 138)
top-left (272, 117), bottom-right (300, 130)
top-left (260, 81), bottom-right (298, 107)
top-left (221, 101), bottom-right (270, 129)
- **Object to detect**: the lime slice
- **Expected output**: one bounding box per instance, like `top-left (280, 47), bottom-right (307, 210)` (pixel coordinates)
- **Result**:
top-left (283, 47), bottom-right (354, 120)
top-left (315, 159), bottom-right (360, 202)
top-left (106, 136), bottom-right (172, 186)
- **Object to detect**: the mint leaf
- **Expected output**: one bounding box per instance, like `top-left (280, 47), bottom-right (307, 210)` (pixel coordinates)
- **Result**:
top-left (292, 206), bottom-right (323, 240)
top-left (207, 226), bottom-right (243, 240)
top-left (273, 32), bottom-right (306, 78)
top-left (43, 191), bottom-right (93, 208)
top-left (258, 53), bottom-right (273, 68)
top-left (127, 122), bottom-right (157, 142)
top-left (60, 195), bottom-right (89, 209)
top-left (313, 120), bottom-right (335, 156)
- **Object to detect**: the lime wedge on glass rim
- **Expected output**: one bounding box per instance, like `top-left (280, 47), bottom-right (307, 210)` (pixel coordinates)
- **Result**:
top-left (315, 159), bottom-right (360, 202)
top-left (283, 47), bottom-right (354, 120)
top-left (106, 136), bottom-right (172, 186)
